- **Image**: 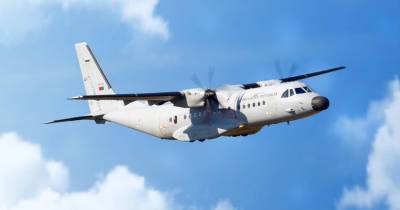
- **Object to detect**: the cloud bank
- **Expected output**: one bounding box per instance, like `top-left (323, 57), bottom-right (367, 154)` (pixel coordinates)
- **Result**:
top-left (337, 78), bottom-right (400, 210)
top-left (0, 133), bottom-right (69, 209)
top-left (0, 132), bottom-right (236, 210)
top-left (0, 0), bottom-right (169, 45)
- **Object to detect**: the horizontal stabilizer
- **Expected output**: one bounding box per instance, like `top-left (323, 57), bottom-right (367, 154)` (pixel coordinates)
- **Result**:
top-left (45, 115), bottom-right (104, 124)
top-left (70, 92), bottom-right (183, 101)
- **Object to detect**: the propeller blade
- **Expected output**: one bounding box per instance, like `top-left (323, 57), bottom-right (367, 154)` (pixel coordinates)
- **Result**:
top-left (288, 63), bottom-right (298, 77)
top-left (280, 66), bottom-right (346, 83)
top-left (208, 67), bottom-right (215, 89)
top-left (274, 60), bottom-right (284, 78)
top-left (191, 73), bottom-right (204, 88)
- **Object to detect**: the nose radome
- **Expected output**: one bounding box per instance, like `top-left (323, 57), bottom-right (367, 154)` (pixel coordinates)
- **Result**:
top-left (312, 96), bottom-right (330, 111)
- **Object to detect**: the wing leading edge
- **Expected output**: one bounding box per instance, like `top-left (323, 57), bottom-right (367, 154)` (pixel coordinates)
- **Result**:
top-left (280, 66), bottom-right (345, 83)
top-left (70, 92), bottom-right (183, 101)
top-left (241, 66), bottom-right (345, 89)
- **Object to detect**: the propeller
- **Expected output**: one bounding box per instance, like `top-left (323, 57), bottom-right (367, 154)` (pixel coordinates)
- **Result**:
top-left (274, 60), bottom-right (283, 78)
top-left (191, 73), bottom-right (204, 88)
top-left (274, 60), bottom-right (298, 78)
top-left (191, 67), bottom-right (216, 89)
top-left (190, 67), bottom-right (219, 109)
top-left (288, 63), bottom-right (298, 77)
top-left (207, 67), bottom-right (215, 90)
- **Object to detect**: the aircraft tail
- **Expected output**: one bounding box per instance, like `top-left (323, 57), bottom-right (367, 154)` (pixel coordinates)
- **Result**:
top-left (75, 42), bottom-right (124, 115)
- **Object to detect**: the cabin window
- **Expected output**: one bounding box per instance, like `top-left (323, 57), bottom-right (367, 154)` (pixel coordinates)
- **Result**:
top-left (289, 89), bottom-right (295, 96)
top-left (169, 117), bottom-right (172, 123)
top-left (253, 103), bottom-right (256, 107)
top-left (174, 116), bottom-right (178, 124)
top-left (263, 101), bottom-right (266, 105)
top-left (281, 90), bottom-right (289, 98)
top-left (248, 104), bottom-right (251, 108)
top-left (184, 115), bottom-right (187, 120)
top-left (243, 105), bottom-right (246, 109)
top-left (258, 102), bottom-right (261, 106)
top-left (303, 86), bottom-right (312, 92)
top-left (295, 87), bottom-right (306, 94)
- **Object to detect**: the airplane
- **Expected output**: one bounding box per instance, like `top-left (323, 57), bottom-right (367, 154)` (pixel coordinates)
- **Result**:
top-left (47, 42), bottom-right (345, 142)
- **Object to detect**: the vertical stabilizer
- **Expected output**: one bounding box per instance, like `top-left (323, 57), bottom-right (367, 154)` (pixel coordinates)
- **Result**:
top-left (75, 42), bottom-right (123, 115)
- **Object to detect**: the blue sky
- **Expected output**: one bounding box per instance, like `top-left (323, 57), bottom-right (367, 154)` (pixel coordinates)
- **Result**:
top-left (0, 0), bottom-right (399, 210)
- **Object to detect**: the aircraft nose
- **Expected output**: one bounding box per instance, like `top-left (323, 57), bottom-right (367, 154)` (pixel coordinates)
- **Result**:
top-left (311, 96), bottom-right (330, 111)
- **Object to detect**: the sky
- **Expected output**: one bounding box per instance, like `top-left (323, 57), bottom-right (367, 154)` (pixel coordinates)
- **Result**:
top-left (0, 0), bottom-right (399, 210)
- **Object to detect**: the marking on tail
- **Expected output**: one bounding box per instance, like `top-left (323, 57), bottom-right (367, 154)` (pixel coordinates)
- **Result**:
top-left (75, 42), bottom-right (123, 115)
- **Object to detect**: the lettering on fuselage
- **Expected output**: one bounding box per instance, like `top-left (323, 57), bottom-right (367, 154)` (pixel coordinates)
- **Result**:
top-left (241, 92), bottom-right (278, 102)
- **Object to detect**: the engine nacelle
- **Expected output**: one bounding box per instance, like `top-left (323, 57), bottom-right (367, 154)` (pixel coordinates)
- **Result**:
top-left (215, 85), bottom-right (243, 109)
top-left (181, 88), bottom-right (206, 108)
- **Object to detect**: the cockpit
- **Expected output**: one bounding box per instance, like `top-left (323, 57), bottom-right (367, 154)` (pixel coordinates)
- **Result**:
top-left (281, 86), bottom-right (313, 98)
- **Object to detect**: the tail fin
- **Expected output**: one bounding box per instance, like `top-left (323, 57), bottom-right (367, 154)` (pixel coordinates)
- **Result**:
top-left (75, 42), bottom-right (123, 115)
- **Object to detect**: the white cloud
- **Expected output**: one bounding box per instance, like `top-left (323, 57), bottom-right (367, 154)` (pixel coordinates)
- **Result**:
top-left (334, 93), bottom-right (388, 145)
top-left (0, 132), bottom-right (69, 208)
top-left (0, 132), bottom-right (236, 210)
top-left (61, 0), bottom-right (170, 39)
top-left (337, 78), bottom-right (400, 210)
top-left (119, 0), bottom-right (169, 39)
top-left (8, 166), bottom-right (174, 210)
top-left (0, 0), bottom-right (52, 45)
top-left (0, 0), bottom-right (169, 45)
top-left (212, 200), bottom-right (238, 210)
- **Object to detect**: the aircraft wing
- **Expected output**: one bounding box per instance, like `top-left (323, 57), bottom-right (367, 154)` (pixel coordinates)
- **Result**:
top-left (279, 66), bottom-right (345, 82)
top-left (71, 92), bottom-right (183, 101)
top-left (241, 66), bottom-right (345, 89)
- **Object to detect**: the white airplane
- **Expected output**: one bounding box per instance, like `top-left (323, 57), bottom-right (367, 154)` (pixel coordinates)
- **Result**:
top-left (47, 42), bottom-right (345, 142)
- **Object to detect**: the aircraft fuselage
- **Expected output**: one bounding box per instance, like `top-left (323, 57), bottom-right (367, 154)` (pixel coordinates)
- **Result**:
top-left (103, 81), bottom-right (325, 142)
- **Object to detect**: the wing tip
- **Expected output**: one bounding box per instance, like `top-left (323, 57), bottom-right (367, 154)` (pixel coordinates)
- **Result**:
top-left (335, 66), bottom-right (346, 70)
top-left (69, 96), bottom-right (84, 100)
top-left (75, 42), bottom-right (88, 47)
